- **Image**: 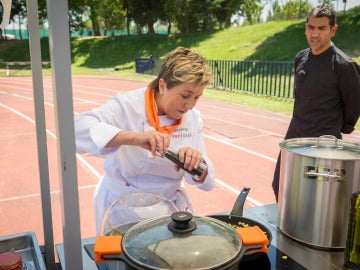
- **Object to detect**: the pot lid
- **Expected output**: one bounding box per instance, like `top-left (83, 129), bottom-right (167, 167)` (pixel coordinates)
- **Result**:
top-left (122, 211), bottom-right (242, 269)
top-left (280, 136), bottom-right (360, 160)
top-left (101, 192), bottom-right (178, 236)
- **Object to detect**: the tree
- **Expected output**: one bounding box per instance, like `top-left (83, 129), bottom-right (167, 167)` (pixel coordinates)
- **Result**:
top-left (6, 0), bottom-right (27, 39)
top-left (4, 0), bottom-right (270, 38)
top-left (126, 0), bottom-right (166, 35)
top-left (98, 0), bottom-right (126, 35)
top-left (164, 0), bottom-right (225, 33)
top-left (165, 0), bottom-right (263, 33)
top-left (166, 0), bottom-right (203, 33)
top-left (270, 0), bottom-right (311, 21)
top-left (213, 0), bottom-right (262, 27)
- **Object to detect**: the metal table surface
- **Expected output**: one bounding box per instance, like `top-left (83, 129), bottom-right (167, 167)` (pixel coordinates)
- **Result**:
top-left (56, 204), bottom-right (345, 270)
top-left (243, 204), bottom-right (344, 270)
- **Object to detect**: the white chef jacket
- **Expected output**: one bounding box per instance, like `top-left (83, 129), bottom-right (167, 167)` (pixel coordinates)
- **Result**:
top-left (74, 87), bottom-right (215, 234)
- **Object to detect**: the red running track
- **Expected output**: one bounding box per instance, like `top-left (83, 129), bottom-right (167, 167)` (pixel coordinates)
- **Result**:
top-left (1, 75), bottom-right (359, 260)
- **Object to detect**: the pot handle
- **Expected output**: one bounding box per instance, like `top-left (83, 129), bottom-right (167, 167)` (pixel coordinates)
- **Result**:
top-left (236, 225), bottom-right (268, 253)
top-left (94, 236), bottom-right (123, 264)
top-left (314, 135), bottom-right (342, 149)
top-left (304, 171), bottom-right (342, 181)
top-left (304, 166), bottom-right (344, 182)
top-left (230, 187), bottom-right (250, 217)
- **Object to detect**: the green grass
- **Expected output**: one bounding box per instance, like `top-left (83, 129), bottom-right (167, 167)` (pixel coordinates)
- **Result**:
top-left (1, 10), bottom-right (359, 69)
top-left (203, 88), bottom-right (295, 115)
top-left (1, 8), bottom-right (359, 130)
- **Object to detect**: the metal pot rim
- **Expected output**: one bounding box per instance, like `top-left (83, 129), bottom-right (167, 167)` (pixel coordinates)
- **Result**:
top-left (280, 136), bottom-right (360, 160)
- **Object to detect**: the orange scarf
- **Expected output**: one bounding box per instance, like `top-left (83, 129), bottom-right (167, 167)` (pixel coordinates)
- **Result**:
top-left (144, 86), bottom-right (182, 134)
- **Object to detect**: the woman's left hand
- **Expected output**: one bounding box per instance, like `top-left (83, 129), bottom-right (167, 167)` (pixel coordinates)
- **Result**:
top-left (176, 147), bottom-right (207, 182)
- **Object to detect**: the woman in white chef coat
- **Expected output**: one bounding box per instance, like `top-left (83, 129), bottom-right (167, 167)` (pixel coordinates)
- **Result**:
top-left (75, 47), bottom-right (215, 234)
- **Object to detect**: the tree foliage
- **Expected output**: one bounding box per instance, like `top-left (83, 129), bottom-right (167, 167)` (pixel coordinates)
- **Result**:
top-left (7, 0), bottom-right (264, 36)
top-left (269, 0), bottom-right (312, 21)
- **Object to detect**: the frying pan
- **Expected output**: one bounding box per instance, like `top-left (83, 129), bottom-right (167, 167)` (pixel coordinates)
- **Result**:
top-left (91, 210), bottom-right (269, 270)
top-left (85, 187), bottom-right (271, 268)
top-left (207, 187), bottom-right (272, 251)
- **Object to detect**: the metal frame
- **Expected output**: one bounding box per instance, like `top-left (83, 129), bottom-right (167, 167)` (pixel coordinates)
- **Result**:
top-left (26, 0), bottom-right (83, 269)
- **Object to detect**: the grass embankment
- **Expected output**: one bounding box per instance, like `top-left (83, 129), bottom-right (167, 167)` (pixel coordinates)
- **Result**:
top-left (0, 8), bottom-right (359, 129)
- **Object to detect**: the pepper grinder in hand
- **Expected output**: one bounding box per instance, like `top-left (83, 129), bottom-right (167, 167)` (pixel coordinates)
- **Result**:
top-left (163, 148), bottom-right (207, 179)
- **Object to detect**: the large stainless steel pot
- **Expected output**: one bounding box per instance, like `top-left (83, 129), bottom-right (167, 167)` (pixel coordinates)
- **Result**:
top-left (278, 135), bottom-right (360, 249)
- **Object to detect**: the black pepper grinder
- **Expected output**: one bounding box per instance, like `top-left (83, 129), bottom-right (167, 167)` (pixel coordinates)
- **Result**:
top-left (344, 191), bottom-right (360, 270)
top-left (163, 148), bottom-right (207, 180)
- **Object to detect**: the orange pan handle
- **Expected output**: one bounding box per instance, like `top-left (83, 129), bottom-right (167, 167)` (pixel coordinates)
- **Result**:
top-left (236, 225), bottom-right (269, 253)
top-left (94, 235), bottom-right (122, 264)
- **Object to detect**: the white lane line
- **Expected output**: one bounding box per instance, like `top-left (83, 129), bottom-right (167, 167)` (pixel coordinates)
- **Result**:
top-left (0, 79), bottom-right (126, 95)
top-left (72, 84), bottom-right (127, 94)
top-left (75, 154), bottom-right (103, 180)
top-left (215, 178), bottom-right (263, 207)
top-left (6, 89), bottom-right (284, 144)
top-left (200, 103), bottom-right (290, 123)
top-left (11, 93), bottom-right (103, 108)
top-left (0, 103), bottom-right (36, 124)
top-left (0, 184), bottom-right (98, 203)
top-left (0, 81), bottom-right (286, 127)
top-left (4, 95), bottom-right (277, 165)
top-left (0, 103), bottom-right (100, 200)
top-left (202, 115), bottom-right (283, 137)
top-left (12, 93), bottom-right (54, 107)
top-left (204, 134), bottom-right (277, 162)
top-left (0, 82), bottom-right (114, 99)
top-left (0, 101), bottom-right (266, 205)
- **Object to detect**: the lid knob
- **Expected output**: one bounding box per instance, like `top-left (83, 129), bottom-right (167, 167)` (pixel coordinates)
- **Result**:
top-left (168, 211), bottom-right (197, 233)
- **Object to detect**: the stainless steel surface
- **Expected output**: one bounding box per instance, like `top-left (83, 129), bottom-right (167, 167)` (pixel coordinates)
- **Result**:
top-left (279, 136), bottom-right (360, 249)
top-left (244, 204), bottom-right (345, 270)
top-left (47, 0), bottom-right (84, 268)
top-left (279, 136), bottom-right (360, 159)
top-left (56, 204), bottom-right (346, 270)
top-left (0, 232), bottom-right (46, 270)
top-left (56, 238), bottom-right (98, 270)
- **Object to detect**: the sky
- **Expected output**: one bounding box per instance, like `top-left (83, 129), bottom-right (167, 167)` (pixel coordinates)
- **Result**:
top-left (261, 0), bottom-right (359, 21)
top-left (309, 0), bottom-right (359, 11)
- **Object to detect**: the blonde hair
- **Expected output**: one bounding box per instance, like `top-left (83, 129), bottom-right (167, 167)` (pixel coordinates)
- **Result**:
top-left (150, 47), bottom-right (212, 91)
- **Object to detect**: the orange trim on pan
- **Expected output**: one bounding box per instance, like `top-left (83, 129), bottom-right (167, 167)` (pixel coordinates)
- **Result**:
top-left (94, 235), bottom-right (122, 264)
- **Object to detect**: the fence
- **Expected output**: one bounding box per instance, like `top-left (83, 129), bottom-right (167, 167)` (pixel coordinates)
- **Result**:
top-left (3, 28), bottom-right (168, 39)
top-left (208, 60), bottom-right (295, 99)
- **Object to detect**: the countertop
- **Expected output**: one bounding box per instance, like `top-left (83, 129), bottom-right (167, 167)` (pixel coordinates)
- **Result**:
top-left (56, 204), bottom-right (345, 270)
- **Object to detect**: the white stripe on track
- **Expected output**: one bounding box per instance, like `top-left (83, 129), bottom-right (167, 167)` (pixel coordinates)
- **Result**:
top-left (215, 178), bottom-right (263, 206)
top-left (202, 115), bottom-right (283, 137)
top-left (0, 184), bottom-right (98, 203)
top-left (201, 103), bottom-right (290, 123)
top-left (0, 103), bottom-right (100, 201)
top-left (0, 103), bottom-right (266, 206)
top-left (204, 134), bottom-right (277, 162)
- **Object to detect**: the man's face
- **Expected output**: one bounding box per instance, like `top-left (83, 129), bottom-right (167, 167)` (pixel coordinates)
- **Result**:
top-left (305, 15), bottom-right (338, 55)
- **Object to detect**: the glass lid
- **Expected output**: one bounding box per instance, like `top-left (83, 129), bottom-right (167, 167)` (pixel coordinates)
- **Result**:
top-left (101, 192), bottom-right (178, 236)
top-left (122, 212), bottom-right (242, 269)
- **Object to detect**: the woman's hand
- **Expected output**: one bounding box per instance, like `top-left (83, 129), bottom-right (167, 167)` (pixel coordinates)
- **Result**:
top-left (105, 130), bottom-right (170, 157)
top-left (177, 147), bottom-right (208, 183)
top-left (137, 130), bottom-right (170, 157)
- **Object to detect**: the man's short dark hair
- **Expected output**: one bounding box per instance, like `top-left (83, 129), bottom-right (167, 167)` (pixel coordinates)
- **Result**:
top-left (307, 3), bottom-right (336, 27)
